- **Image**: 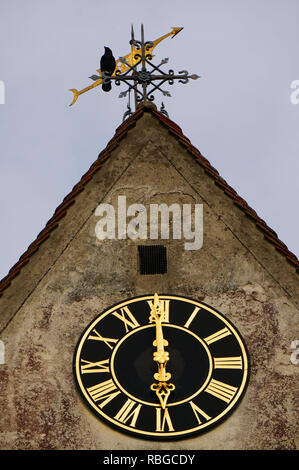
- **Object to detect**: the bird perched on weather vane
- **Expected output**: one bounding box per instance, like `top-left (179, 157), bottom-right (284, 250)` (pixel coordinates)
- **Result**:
top-left (69, 25), bottom-right (200, 120)
top-left (100, 47), bottom-right (116, 92)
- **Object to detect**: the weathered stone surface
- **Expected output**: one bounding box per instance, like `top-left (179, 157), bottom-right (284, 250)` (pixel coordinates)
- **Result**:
top-left (0, 110), bottom-right (298, 450)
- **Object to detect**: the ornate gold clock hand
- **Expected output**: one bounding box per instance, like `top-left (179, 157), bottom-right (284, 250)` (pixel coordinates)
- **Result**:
top-left (149, 293), bottom-right (175, 409)
top-left (69, 26), bottom-right (183, 106)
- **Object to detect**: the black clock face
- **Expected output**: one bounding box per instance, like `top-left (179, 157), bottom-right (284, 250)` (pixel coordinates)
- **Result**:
top-left (73, 294), bottom-right (249, 440)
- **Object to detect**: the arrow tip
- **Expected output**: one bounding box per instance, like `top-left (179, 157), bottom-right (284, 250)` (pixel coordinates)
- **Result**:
top-left (171, 27), bottom-right (184, 38)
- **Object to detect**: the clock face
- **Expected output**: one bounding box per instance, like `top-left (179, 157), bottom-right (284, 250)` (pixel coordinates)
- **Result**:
top-left (73, 294), bottom-right (249, 440)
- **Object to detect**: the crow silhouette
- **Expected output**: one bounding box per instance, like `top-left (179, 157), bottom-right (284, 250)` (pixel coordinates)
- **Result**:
top-left (100, 47), bottom-right (116, 92)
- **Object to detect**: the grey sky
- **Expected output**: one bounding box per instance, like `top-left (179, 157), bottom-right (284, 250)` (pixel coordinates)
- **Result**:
top-left (0, 0), bottom-right (298, 280)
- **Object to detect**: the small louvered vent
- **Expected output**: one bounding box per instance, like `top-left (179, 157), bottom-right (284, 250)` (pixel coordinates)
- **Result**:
top-left (138, 245), bottom-right (167, 275)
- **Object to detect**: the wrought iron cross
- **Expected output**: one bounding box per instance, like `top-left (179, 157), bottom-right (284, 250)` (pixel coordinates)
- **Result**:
top-left (70, 25), bottom-right (200, 120)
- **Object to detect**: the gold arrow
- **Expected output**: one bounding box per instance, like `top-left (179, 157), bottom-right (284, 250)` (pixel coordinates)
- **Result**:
top-left (69, 26), bottom-right (184, 106)
top-left (150, 26), bottom-right (184, 49)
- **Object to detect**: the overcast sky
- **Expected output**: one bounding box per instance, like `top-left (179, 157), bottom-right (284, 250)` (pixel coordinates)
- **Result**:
top-left (0, 0), bottom-right (298, 280)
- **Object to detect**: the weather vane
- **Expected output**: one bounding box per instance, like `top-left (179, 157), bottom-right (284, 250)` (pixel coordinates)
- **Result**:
top-left (69, 25), bottom-right (200, 120)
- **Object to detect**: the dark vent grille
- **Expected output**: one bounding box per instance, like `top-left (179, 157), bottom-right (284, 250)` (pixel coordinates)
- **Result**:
top-left (138, 245), bottom-right (167, 275)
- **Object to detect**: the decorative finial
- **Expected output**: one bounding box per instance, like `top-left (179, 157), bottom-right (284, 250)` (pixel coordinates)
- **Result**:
top-left (69, 25), bottom-right (200, 120)
top-left (130, 24), bottom-right (134, 44)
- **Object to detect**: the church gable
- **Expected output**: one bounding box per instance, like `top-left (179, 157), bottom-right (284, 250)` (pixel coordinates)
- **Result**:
top-left (0, 103), bottom-right (298, 330)
top-left (0, 103), bottom-right (298, 450)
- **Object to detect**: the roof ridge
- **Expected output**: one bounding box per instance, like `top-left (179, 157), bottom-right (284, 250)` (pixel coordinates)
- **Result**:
top-left (0, 103), bottom-right (298, 297)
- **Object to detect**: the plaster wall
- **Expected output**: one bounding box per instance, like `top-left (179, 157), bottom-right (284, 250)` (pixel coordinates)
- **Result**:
top-left (0, 112), bottom-right (298, 449)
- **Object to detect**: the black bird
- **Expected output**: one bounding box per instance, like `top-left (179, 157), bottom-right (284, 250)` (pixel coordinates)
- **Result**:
top-left (100, 47), bottom-right (116, 92)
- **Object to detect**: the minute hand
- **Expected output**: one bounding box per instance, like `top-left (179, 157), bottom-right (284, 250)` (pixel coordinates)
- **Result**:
top-left (149, 294), bottom-right (175, 409)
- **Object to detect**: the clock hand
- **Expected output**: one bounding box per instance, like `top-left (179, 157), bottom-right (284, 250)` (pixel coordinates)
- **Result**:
top-left (149, 293), bottom-right (175, 409)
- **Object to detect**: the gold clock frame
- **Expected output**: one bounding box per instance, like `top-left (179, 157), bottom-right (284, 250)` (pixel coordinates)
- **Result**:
top-left (73, 294), bottom-right (249, 439)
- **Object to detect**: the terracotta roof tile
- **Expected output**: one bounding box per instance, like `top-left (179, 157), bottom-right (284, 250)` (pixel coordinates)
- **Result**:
top-left (0, 103), bottom-right (298, 297)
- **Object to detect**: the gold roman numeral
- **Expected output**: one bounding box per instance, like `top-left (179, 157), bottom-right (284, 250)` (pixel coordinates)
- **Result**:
top-left (112, 306), bottom-right (140, 332)
top-left (204, 327), bottom-right (231, 345)
top-left (189, 401), bottom-right (211, 424)
top-left (205, 379), bottom-right (238, 403)
top-left (87, 379), bottom-right (120, 408)
top-left (155, 407), bottom-right (174, 432)
top-left (114, 399), bottom-right (142, 428)
top-left (184, 307), bottom-right (201, 328)
top-left (147, 299), bottom-right (170, 322)
top-left (80, 358), bottom-right (110, 374)
top-left (88, 328), bottom-right (118, 350)
top-left (214, 356), bottom-right (243, 369)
